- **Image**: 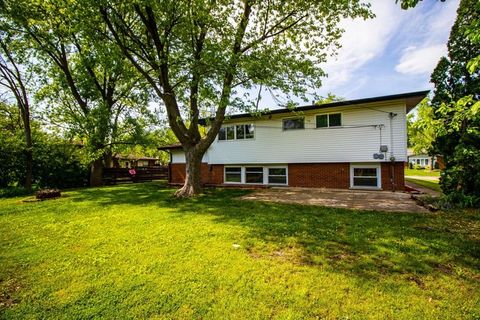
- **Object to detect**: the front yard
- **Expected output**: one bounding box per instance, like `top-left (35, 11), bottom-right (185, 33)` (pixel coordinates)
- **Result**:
top-left (1, 182), bottom-right (479, 319)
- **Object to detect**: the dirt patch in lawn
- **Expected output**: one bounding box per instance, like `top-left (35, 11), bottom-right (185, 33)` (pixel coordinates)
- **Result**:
top-left (0, 278), bottom-right (21, 309)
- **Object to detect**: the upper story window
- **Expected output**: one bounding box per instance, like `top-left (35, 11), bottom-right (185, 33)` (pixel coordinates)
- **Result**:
top-left (316, 113), bottom-right (342, 128)
top-left (218, 125), bottom-right (235, 140)
top-left (236, 124), bottom-right (255, 139)
top-left (218, 124), bottom-right (255, 141)
top-left (282, 117), bottom-right (304, 130)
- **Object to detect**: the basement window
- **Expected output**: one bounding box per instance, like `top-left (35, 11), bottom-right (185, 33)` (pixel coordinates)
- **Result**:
top-left (268, 168), bottom-right (287, 185)
top-left (350, 165), bottom-right (381, 189)
top-left (245, 167), bottom-right (263, 184)
top-left (225, 167), bottom-right (242, 183)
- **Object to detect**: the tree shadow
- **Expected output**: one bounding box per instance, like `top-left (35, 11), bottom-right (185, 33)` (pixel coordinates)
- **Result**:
top-left (69, 183), bottom-right (480, 283)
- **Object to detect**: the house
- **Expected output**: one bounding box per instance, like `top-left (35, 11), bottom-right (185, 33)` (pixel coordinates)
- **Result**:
top-left (113, 154), bottom-right (159, 168)
top-left (159, 91), bottom-right (429, 191)
top-left (407, 151), bottom-right (443, 170)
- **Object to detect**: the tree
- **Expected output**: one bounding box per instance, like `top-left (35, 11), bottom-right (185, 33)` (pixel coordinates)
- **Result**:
top-left (429, 0), bottom-right (480, 204)
top-left (407, 98), bottom-right (437, 170)
top-left (315, 93), bottom-right (345, 105)
top-left (403, 0), bottom-right (480, 205)
top-left (0, 26), bottom-right (34, 190)
top-left (91, 0), bottom-right (372, 197)
top-left (396, 0), bottom-right (446, 9)
top-left (1, 0), bottom-right (149, 186)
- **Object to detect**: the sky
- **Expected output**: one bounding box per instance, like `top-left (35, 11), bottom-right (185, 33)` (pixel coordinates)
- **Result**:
top-left (256, 0), bottom-right (460, 109)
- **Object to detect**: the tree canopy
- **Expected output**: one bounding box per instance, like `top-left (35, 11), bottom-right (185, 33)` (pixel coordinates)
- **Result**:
top-left (429, 0), bottom-right (480, 206)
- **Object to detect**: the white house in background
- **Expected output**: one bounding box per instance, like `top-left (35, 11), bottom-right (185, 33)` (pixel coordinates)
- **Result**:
top-left (407, 151), bottom-right (440, 169)
top-left (160, 91), bottom-right (429, 191)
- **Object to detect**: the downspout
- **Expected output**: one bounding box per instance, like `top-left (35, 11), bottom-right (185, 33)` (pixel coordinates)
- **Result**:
top-left (389, 112), bottom-right (397, 192)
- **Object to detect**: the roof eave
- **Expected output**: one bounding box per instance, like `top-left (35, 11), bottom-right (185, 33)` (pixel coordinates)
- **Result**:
top-left (199, 90), bottom-right (430, 125)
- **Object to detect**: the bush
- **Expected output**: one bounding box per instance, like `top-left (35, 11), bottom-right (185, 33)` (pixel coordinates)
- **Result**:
top-left (0, 186), bottom-right (33, 198)
top-left (440, 145), bottom-right (480, 208)
top-left (0, 132), bottom-right (89, 191)
top-left (413, 164), bottom-right (425, 170)
top-left (32, 141), bottom-right (89, 189)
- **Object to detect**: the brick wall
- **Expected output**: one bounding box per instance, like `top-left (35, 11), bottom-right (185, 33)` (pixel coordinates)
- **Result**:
top-left (169, 163), bottom-right (224, 185)
top-left (380, 162), bottom-right (405, 191)
top-left (288, 163), bottom-right (350, 188)
top-left (170, 162), bottom-right (405, 190)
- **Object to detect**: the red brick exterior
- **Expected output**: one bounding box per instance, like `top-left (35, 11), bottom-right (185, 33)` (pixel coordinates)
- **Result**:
top-left (288, 163), bottom-right (350, 189)
top-left (169, 162), bottom-right (405, 190)
top-left (380, 162), bottom-right (405, 191)
top-left (170, 163), bottom-right (223, 185)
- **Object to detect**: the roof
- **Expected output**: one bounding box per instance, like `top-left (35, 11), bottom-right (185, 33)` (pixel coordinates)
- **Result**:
top-left (158, 143), bottom-right (183, 151)
top-left (199, 90), bottom-right (429, 125)
top-left (114, 154), bottom-right (159, 160)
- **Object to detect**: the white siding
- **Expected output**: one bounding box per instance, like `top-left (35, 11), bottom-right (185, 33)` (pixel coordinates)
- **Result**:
top-left (171, 150), bottom-right (208, 163)
top-left (171, 101), bottom-right (408, 164)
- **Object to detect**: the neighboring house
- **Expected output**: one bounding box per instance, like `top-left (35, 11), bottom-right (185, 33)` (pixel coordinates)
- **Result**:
top-left (113, 154), bottom-right (159, 168)
top-left (159, 91), bottom-right (428, 191)
top-left (408, 153), bottom-right (442, 169)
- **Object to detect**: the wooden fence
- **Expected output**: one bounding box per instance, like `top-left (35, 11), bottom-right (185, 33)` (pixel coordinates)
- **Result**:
top-left (103, 166), bottom-right (169, 185)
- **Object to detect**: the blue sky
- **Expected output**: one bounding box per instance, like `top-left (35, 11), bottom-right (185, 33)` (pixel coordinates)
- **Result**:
top-left (256, 0), bottom-right (459, 109)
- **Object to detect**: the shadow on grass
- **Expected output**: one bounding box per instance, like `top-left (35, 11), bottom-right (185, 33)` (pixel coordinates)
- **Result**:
top-left (71, 182), bottom-right (480, 282)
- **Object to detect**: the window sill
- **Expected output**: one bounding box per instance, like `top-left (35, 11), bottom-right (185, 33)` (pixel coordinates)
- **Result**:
top-left (349, 186), bottom-right (383, 191)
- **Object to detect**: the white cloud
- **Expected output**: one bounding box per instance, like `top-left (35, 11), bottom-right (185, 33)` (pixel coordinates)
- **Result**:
top-left (395, 44), bottom-right (447, 75)
top-left (394, 0), bottom-right (458, 76)
top-left (320, 1), bottom-right (408, 91)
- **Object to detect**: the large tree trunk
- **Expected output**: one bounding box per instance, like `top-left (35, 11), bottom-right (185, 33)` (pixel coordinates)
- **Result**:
top-left (174, 148), bottom-right (203, 198)
top-left (104, 151), bottom-right (113, 168)
top-left (23, 113), bottom-right (33, 191)
top-left (90, 158), bottom-right (104, 187)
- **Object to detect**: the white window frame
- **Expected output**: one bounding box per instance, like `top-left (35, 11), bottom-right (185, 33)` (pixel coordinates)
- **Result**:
top-left (350, 164), bottom-right (381, 189)
top-left (267, 166), bottom-right (288, 185)
top-left (223, 165), bottom-right (288, 185)
top-left (244, 166), bottom-right (264, 185)
top-left (218, 124), bottom-right (255, 141)
top-left (315, 112), bottom-right (342, 128)
top-left (282, 117), bottom-right (305, 131)
top-left (224, 166), bottom-right (243, 184)
top-left (235, 123), bottom-right (255, 140)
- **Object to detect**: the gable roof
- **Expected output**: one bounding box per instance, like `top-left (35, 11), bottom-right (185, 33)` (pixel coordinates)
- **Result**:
top-left (199, 90), bottom-right (429, 125)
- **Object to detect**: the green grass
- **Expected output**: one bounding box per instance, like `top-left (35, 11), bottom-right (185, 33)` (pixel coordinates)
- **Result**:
top-left (1, 182), bottom-right (479, 319)
top-left (406, 178), bottom-right (442, 192)
top-left (405, 168), bottom-right (441, 177)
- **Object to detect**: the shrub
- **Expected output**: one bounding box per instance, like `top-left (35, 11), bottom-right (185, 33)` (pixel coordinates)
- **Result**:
top-left (0, 186), bottom-right (33, 198)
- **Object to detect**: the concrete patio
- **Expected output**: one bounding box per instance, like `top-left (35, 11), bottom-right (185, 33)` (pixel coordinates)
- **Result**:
top-left (240, 187), bottom-right (428, 213)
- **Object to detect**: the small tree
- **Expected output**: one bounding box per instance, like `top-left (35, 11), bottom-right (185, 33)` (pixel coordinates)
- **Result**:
top-left (94, 0), bottom-right (372, 197)
top-left (407, 98), bottom-right (437, 170)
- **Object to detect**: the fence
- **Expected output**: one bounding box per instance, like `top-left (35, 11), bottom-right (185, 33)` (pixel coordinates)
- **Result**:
top-left (103, 166), bottom-right (169, 185)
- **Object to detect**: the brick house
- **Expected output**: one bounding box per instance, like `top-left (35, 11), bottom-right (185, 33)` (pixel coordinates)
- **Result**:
top-left (159, 91), bottom-right (428, 191)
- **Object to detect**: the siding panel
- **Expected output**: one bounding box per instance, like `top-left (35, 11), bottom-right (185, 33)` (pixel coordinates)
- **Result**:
top-left (170, 102), bottom-right (408, 165)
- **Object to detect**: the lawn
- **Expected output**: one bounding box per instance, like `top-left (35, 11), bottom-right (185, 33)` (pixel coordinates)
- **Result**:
top-left (405, 168), bottom-right (441, 177)
top-left (1, 182), bottom-right (479, 319)
top-left (405, 178), bottom-right (442, 193)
